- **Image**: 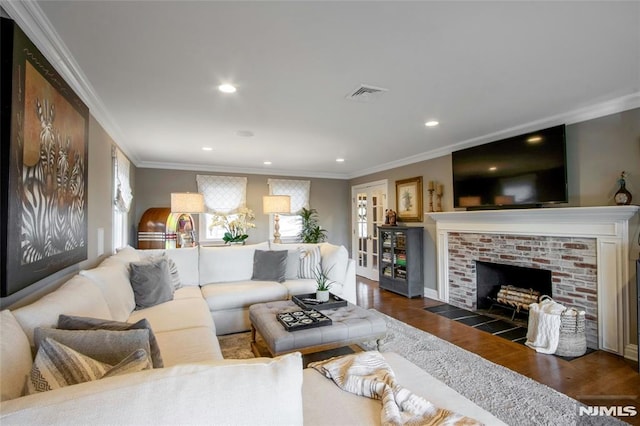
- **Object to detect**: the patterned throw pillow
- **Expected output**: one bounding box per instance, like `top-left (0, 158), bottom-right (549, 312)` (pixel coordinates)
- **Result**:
top-left (166, 257), bottom-right (182, 290)
top-left (27, 338), bottom-right (150, 394)
top-left (298, 246), bottom-right (321, 279)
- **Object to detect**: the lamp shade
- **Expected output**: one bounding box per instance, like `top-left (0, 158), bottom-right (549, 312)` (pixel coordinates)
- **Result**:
top-left (262, 195), bottom-right (291, 214)
top-left (171, 193), bottom-right (205, 213)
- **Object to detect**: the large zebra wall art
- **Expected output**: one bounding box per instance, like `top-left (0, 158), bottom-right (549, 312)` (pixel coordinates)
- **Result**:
top-left (2, 18), bottom-right (89, 297)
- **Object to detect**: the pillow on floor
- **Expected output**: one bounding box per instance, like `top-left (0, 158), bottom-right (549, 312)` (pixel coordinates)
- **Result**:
top-left (298, 246), bottom-right (321, 279)
top-left (57, 315), bottom-right (163, 368)
top-left (129, 256), bottom-right (174, 309)
top-left (27, 338), bottom-right (150, 394)
top-left (252, 250), bottom-right (288, 283)
top-left (34, 328), bottom-right (152, 367)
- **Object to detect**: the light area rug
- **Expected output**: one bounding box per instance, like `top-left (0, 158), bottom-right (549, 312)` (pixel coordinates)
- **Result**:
top-left (218, 311), bottom-right (627, 426)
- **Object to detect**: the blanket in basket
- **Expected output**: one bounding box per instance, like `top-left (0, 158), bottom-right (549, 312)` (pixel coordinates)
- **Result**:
top-left (309, 351), bottom-right (482, 426)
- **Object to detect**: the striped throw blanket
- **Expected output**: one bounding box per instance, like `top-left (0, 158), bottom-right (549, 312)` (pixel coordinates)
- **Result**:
top-left (309, 351), bottom-right (483, 426)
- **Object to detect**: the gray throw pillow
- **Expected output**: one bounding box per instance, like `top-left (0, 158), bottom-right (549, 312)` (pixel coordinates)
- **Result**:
top-left (58, 314), bottom-right (163, 368)
top-left (33, 328), bottom-right (152, 366)
top-left (252, 250), bottom-right (288, 283)
top-left (129, 256), bottom-right (174, 309)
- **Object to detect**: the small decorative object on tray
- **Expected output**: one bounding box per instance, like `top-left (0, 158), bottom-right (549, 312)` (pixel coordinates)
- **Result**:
top-left (292, 292), bottom-right (348, 311)
top-left (277, 309), bottom-right (332, 331)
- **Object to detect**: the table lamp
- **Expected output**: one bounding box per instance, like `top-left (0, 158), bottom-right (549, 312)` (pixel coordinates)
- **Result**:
top-left (170, 192), bottom-right (205, 247)
top-left (262, 195), bottom-right (291, 244)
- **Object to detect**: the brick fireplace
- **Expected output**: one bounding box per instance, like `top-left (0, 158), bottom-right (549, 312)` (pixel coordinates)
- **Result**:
top-left (447, 232), bottom-right (598, 347)
top-left (429, 206), bottom-right (639, 356)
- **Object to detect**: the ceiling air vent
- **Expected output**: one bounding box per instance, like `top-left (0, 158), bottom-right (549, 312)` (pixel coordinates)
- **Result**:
top-left (345, 84), bottom-right (388, 103)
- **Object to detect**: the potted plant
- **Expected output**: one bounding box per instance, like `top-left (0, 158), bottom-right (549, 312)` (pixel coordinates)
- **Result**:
top-left (313, 265), bottom-right (334, 302)
top-left (209, 207), bottom-right (256, 244)
top-left (298, 207), bottom-right (328, 243)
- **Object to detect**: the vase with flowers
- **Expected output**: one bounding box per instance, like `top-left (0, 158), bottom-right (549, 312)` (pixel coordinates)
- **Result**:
top-left (210, 207), bottom-right (256, 244)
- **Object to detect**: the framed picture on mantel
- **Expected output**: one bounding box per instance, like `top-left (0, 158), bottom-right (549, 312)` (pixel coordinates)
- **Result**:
top-left (395, 176), bottom-right (423, 222)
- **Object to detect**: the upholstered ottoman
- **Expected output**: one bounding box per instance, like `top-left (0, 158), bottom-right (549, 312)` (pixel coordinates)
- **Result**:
top-left (249, 300), bottom-right (387, 356)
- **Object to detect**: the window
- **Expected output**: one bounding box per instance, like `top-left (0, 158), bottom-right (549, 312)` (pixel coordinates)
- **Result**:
top-left (196, 175), bottom-right (247, 242)
top-left (112, 146), bottom-right (132, 250)
top-left (268, 179), bottom-right (310, 243)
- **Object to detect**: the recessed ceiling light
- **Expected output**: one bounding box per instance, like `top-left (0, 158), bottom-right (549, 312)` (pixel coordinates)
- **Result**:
top-left (218, 84), bottom-right (237, 93)
top-left (202, 147), bottom-right (213, 151)
top-left (425, 120), bottom-right (439, 127)
top-left (489, 166), bottom-right (497, 171)
top-left (263, 161), bottom-right (272, 165)
top-left (336, 158), bottom-right (345, 163)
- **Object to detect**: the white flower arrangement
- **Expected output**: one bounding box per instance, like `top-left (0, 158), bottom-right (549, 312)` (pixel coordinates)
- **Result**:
top-left (209, 207), bottom-right (256, 244)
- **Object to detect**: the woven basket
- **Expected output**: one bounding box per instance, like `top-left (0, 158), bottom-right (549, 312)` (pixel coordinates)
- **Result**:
top-left (554, 307), bottom-right (587, 357)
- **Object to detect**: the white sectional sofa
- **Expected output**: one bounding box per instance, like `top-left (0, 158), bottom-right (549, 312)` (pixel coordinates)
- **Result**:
top-left (140, 241), bottom-right (356, 335)
top-left (0, 241), bottom-right (505, 425)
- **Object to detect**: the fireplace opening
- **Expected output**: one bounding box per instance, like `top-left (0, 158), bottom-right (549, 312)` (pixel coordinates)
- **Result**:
top-left (476, 261), bottom-right (552, 318)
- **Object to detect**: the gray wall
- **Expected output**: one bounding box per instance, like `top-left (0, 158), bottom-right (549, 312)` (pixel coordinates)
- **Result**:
top-left (134, 169), bottom-right (350, 248)
top-left (350, 107), bottom-right (640, 344)
top-left (1, 116), bottom-right (134, 309)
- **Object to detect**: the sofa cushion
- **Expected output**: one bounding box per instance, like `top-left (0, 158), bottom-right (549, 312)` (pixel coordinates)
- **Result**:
top-left (252, 250), bottom-right (288, 283)
top-left (129, 257), bottom-right (175, 309)
top-left (154, 326), bottom-right (223, 365)
top-left (79, 263), bottom-right (135, 322)
top-left (113, 245), bottom-right (142, 264)
top-left (57, 315), bottom-right (163, 368)
top-left (127, 298), bottom-right (214, 333)
top-left (320, 243), bottom-right (349, 284)
top-left (298, 245), bottom-right (321, 279)
top-left (1, 353), bottom-right (304, 425)
top-left (172, 286), bottom-right (204, 300)
top-left (0, 310), bottom-right (33, 401)
top-left (27, 338), bottom-right (151, 395)
top-left (34, 328), bottom-right (152, 367)
top-left (12, 275), bottom-right (112, 348)
top-left (139, 247), bottom-right (200, 286)
top-left (201, 281), bottom-right (289, 312)
top-left (281, 279), bottom-right (317, 297)
top-left (199, 242), bottom-right (269, 284)
top-left (268, 243), bottom-right (300, 279)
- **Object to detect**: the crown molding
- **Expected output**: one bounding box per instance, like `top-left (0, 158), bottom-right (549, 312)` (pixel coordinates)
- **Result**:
top-left (348, 92), bottom-right (640, 179)
top-left (4, 0), bottom-right (638, 179)
top-left (1, 0), bottom-right (136, 164)
top-left (138, 161), bottom-right (350, 180)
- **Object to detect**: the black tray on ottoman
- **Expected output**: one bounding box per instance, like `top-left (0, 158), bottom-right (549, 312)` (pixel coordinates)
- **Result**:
top-left (292, 293), bottom-right (348, 311)
top-left (276, 309), bottom-right (332, 331)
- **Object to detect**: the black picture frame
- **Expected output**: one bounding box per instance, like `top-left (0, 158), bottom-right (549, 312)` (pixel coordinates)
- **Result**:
top-left (1, 18), bottom-right (89, 297)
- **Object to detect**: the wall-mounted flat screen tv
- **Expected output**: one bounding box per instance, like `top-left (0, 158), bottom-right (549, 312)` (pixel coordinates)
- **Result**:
top-left (452, 124), bottom-right (568, 210)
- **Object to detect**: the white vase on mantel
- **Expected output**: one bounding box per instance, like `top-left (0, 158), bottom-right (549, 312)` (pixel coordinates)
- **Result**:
top-left (316, 290), bottom-right (330, 302)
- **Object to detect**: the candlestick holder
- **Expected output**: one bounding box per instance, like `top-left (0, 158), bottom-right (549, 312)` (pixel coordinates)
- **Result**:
top-left (436, 194), bottom-right (443, 212)
top-left (428, 189), bottom-right (434, 212)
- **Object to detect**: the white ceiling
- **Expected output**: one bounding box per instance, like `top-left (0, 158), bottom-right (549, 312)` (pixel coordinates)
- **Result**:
top-left (7, 1), bottom-right (640, 179)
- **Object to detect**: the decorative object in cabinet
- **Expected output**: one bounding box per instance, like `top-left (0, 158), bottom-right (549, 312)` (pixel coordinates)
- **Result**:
top-left (137, 207), bottom-right (196, 249)
top-left (378, 225), bottom-right (424, 298)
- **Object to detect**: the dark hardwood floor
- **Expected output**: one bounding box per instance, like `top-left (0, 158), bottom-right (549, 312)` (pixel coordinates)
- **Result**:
top-left (356, 276), bottom-right (640, 425)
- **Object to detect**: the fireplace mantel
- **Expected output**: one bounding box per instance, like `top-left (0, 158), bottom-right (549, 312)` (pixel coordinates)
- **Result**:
top-left (428, 205), bottom-right (639, 357)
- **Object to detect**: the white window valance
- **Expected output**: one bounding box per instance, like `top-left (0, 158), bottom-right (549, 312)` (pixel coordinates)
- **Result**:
top-left (196, 175), bottom-right (247, 215)
top-left (113, 147), bottom-right (132, 213)
top-left (268, 179), bottom-right (310, 214)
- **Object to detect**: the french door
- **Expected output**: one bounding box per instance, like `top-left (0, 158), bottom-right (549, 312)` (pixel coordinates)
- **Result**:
top-left (351, 180), bottom-right (387, 280)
